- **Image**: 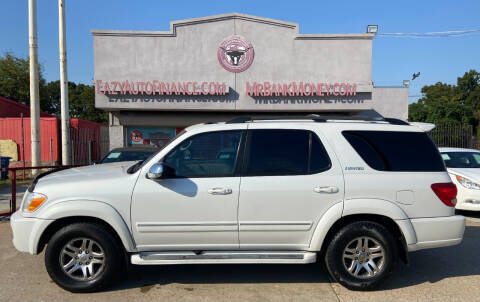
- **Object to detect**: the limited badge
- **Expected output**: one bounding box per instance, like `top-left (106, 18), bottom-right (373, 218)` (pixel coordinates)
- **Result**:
top-left (217, 35), bottom-right (254, 73)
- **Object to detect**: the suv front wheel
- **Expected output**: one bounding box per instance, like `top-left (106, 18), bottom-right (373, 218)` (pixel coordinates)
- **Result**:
top-left (325, 221), bottom-right (399, 290)
top-left (45, 222), bottom-right (123, 292)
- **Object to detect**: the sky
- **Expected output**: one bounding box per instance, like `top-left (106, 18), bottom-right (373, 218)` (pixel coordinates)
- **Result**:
top-left (0, 0), bottom-right (479, 103)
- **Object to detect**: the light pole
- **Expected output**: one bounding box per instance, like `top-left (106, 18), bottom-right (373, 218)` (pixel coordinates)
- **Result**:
top-left (59, 0), bottom-right (70, 165)
top-left (28, 0), bottom-right (41, 172)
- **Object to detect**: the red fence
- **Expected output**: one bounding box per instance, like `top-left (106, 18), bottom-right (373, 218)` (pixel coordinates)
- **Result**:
top-left (0, 117), bottom-right (60, 162)
top-left (70, 119), bottom-right (103, 164)
top-left (0, 117), bottom-right (106, 164)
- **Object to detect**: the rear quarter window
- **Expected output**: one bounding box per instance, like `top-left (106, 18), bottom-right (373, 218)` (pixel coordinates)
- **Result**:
top-left (342, 130), bottom-right (445, 172)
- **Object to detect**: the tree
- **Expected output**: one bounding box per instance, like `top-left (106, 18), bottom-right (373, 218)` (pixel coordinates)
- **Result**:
top-left (46, 80), bottom-right (107, 123)
top-left (459, 70), bottom-right (480, 115)
top-left (70, 83), bottom-right (107, 123)
top-left (0, 53), bottom-right (107, 123)
top-left (409, 69), bottom-right (479, 129)
top-left (0, 52), bottom-right (52, 112)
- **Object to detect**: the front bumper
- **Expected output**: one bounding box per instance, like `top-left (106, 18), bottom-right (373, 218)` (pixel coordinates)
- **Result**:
top-left (407, 215), bottom-right (465, 251)
top-left (10, 211), bottom-right (53, 254)
top-left (455, 185), bottom-right (480, 211)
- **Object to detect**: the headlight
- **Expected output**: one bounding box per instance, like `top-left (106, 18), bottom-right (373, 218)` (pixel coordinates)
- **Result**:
top-left (456, 175), bottom-right (480, 190)
top-left (22, 192), bottom-right (48, 212)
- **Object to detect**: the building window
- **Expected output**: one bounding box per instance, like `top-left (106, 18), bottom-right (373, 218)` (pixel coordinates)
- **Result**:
top-left (127, 127), bottom-right (181, 148)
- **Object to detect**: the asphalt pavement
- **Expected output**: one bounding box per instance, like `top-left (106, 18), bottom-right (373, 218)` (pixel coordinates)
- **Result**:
top-left (0, 185), bottom-right (27, 213)
top-left (1, 215), bottom-right (480, 302)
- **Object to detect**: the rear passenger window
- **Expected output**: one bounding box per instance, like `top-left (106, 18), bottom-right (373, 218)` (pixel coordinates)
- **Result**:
top-left (343, 131), bottom-right (445, 172)
top-left (310, 133), bottom-right (332, 173)
top-left (245, 129), bottom-right (331, 176)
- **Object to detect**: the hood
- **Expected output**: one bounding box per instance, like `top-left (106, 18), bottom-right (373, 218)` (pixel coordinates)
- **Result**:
top-left (36, 161), bottom-right (137, 184)
top-left (447, 168), bottom-right (480, 181)
top-left (28, 161), bottom-right (141, 217)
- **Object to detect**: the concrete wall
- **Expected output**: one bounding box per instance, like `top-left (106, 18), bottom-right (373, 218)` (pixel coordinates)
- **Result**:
top-left (93, 13), bottom-right (375, 112)
top-left (108, 112), bottom-right (124, 150)
top-left (92, 13), bottom-right (409, 148)
top-left (372, 87), bottom-right (409, 120)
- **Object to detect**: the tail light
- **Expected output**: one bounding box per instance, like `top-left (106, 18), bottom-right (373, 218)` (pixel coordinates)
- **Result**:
top-left (431, 183), bottom-right (457, 207)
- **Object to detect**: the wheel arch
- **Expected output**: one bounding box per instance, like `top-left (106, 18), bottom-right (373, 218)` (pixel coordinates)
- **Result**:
top-left (35, 200), bottom-right (136, 254)
top-left (310, 199), bottom-right (417, 264)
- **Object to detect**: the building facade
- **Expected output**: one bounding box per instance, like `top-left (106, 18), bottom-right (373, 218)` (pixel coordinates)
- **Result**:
top-left (92, 13), bottom-right (408, 149)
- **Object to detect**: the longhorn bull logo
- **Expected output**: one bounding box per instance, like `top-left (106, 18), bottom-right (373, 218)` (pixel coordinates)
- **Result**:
top-left (217, 35), bottom-right (254, 73)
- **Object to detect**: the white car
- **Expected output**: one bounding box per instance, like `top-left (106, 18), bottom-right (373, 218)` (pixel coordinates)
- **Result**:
top-left (10, 116), bottom-right (465, 292)
top-left (439, 147), bottom-right (480, 211)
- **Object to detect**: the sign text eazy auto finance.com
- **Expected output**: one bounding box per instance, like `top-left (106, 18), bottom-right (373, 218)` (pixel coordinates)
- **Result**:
top-left (95, 80), bottom-right (228, 96)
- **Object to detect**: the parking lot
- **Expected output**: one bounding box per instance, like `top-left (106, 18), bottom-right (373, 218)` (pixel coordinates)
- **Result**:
top-left (0, 213), bottom-right (478, 302)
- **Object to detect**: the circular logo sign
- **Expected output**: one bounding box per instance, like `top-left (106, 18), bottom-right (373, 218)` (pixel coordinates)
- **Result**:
top-left (217, 35), bottom-right (254, 73)
top-left (131, 130), bottom-right (143, 143)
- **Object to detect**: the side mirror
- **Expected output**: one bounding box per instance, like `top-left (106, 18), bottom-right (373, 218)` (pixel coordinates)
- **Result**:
top-left (147, 163), bottom-right (164, 179)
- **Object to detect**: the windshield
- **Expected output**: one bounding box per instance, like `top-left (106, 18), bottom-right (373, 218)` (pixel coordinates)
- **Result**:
top-left (101, 150), bottom-right (155, 163)
top-left (441, 151), bottom-right (480, 168)
top-left (127, 130), bottom-right (187, 174)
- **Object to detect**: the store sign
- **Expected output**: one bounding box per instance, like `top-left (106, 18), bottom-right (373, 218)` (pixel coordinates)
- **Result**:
top-left (95, 80), bottom-right (228, 96)
top-left (246, 81), bottom-right (357, 97)
top-left (96, 79), bottom-right (359, 99)
top-left (217, 35), bottom-right (254, 73)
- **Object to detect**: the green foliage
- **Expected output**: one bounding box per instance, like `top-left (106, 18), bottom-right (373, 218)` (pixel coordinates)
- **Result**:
top-left (0, 52), bottom-right (48, 110)
top-left (409, 69), bottom-right (480, 130)
top-left (46, 81), bottom-right (107, 123)
top-left (0, 52), bottom-right (32, 103)
top-left (0, 53), bottom-right (107, 124)
top-left (70, 83), bottom-right (107, 123)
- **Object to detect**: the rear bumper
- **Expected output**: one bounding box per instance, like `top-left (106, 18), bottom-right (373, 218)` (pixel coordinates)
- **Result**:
top-left (10, 211), bottom-right (53, 254)
top-left (407, 215), bottom-right (465, 251)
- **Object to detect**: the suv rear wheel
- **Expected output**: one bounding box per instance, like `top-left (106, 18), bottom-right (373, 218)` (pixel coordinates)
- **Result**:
top-left (45, 222), bottom-right (123, 292)
top-left (325, 221), bottom-right (398, 290)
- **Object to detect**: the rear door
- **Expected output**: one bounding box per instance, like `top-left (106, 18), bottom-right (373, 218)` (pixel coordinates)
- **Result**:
top-left (238, 125), bottom-right (344, 250)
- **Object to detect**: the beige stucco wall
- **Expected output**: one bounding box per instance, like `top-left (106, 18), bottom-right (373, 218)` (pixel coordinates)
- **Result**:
top-left (93, 14), bottom-right (409, 149)
top-left (93, 13), bottom-right (375, 113)
top-left (371, 87), bottom-right (409, 120)
top-left (0, 139), bottom-right (18, 161)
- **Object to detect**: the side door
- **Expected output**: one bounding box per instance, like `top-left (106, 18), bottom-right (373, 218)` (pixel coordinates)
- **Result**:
top-left (131, 129), bottom-right (245, 251)
top-left (238, 125), bottom-right (344, 251)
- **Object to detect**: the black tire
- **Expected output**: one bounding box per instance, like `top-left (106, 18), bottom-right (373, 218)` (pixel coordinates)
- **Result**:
top-left (45, 222), bottom-right (123, 293)
top-left (324, 221), bottom-right (398, 291)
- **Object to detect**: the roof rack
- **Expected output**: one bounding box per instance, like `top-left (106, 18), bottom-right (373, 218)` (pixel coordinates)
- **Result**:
top-left (225, 114), bottom-right (409, 125)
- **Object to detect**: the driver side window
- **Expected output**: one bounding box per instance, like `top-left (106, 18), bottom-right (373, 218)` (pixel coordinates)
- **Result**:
top-left (163, 131), bottom-right (243, 178)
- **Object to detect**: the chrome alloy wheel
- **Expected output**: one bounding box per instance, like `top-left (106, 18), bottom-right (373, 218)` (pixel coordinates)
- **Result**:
top-left (59, 238), bottom-right (105, 281)
top-left (342, 236), bottom-right (385, 279)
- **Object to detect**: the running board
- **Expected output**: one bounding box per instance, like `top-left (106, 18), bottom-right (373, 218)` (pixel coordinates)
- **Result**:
top-left (131, 251), bottom-right (317, 265)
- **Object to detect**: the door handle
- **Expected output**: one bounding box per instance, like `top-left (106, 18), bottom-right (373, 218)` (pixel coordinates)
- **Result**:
top-left (314, 186), bottom-right (339, 194)
top-left (208, 187), bottom-right (232, 195)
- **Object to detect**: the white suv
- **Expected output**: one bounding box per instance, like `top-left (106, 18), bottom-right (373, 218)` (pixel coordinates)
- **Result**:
top-left (10, 115), bottom-right (465, 292)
